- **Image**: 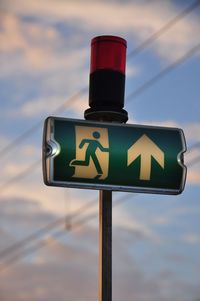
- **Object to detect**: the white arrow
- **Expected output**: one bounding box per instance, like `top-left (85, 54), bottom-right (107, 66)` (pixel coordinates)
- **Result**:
top-left (127, 134), bottom-right (164, 180)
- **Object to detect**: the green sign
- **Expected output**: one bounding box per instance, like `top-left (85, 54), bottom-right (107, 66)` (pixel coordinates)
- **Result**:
top-left (43, 117), bottom-right (187, 195)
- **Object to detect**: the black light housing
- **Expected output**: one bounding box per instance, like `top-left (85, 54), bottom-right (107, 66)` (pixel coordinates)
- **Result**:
top-left (84, 35), bottom-right (128, 123)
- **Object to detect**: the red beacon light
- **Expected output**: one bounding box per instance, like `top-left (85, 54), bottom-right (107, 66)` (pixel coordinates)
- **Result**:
top-left (84, 35), bottom-right (128, 123)
top-left (90, 36), bottom-right (127, 74)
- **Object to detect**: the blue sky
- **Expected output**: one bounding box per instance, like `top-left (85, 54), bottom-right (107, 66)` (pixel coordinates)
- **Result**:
top-left (0, 0), bottom-right (200, 300)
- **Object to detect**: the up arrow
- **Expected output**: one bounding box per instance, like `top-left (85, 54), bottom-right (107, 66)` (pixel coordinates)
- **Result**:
top-left (127, 134), bottom-right (165, 180)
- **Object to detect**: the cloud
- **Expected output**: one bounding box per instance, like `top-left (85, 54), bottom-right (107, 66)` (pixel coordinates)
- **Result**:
top-left (187, 168), bottom-right (200, 185)
top-left (113, 205), bottom-right (160, 242)
top-left (126, 64), bottom-right (141, 77)
top-left (0, 2), bottom-right (200, 299)
top-left (1, 1), bottom-right (199, 123)
top-left (16, 94), bottom-right (88, 118)
top-left (0, 223), bottom-right (200, 301)
top-left (0, 135), bottom-right (10, 148)
top-left (184, 123), bottom-right (200, 141)
top-left (2, 0), bottom-right (200, 63)
top-left (0, 195), bottom-right (200, 301)
top-left (1, 144), bottom-right (39, 175)
top-left (21, 145), bottom-right (38, 156)
top-left (152, 216), bottom-right (170, 226)
top-left (0, 198), bottom-right (58, 236)
top-left (132, 119), bottom-right (200, 144)
top-left (0, 9), bottom-right (89, 98)
top-left (0, 228), bottom-right (16, 252)
top-left (0, 239), bottom-right (98, 301)
top-left (0, 12), bottom-right (57, 50)
top-left (0, 12), bottom-right (58, 71)
top-left (181, 233), bottom-right (200, 244)
top-left (0, 10), bottom-right (90, 123)
top-left (18, 97), bottom-right (69, 117)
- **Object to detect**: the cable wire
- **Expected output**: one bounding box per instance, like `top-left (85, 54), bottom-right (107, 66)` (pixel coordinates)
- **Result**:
top-left (1, 146), bottom-right (200, 272)
top-left (127, 0), bottom-right (200, 59)
top-left (0, 197), bottom-right (96, 260)
top-left (0, 159), bottom-right (41, 194)
top-left (0, 1), bottom-right (200, 271)
top-left (0, 0), bottom-right (199, 159)
top-left (0, 88), bottom-right (87, 159)
top-left (187, 141), bottom-right (200, 153)
top-left (187, 155), bottom-right (200, 167)
top-left (1, 137), bottom-right (199, 268)
top-left (0, 42), bottom-right (199, 196)
top-left (0, 193), bottom-right (134, 273)
top-left (126, 43), bottom-right (200, 102)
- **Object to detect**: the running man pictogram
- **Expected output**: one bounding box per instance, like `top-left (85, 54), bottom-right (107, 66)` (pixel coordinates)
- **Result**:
top-left (70, 131), bottom-right (109, 178)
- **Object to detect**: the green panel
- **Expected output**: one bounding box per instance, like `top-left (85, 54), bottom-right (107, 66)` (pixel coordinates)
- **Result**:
top-left (43, 117), bottom-right (187, 195)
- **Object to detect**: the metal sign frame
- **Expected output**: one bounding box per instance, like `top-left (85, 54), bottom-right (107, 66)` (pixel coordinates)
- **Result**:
top-left (43, 116), bottom-right (187, 195)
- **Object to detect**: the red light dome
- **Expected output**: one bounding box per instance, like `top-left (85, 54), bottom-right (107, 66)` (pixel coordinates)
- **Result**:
top-left (90, 35), bottom-right (127, 74)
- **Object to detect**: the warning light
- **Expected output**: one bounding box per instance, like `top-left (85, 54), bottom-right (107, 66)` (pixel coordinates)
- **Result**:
top-left (90, 36), bottom-right (127, 74)
top-left (85, 35), bottom-right (128, 123)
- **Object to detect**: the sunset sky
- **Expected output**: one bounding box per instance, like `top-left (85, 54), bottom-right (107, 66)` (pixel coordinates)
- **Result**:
top-left (0, 0), bottom-right (200, 300)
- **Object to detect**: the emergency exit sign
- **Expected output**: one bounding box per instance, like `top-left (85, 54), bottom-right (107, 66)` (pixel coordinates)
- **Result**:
top-left (43, 117), bottom-right (187, 195)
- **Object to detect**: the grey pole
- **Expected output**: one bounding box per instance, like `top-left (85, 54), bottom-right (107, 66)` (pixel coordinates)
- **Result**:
top-left (84, 35), bottom-right (128, 301)
top-left (99, 190), bottom-right (112, 301)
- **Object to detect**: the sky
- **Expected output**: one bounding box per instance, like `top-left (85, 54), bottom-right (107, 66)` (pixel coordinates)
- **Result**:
top-left (0, 0), bottom-right (200, 300)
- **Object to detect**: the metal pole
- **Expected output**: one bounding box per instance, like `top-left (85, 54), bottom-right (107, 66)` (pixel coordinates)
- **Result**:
top-left (99, 190), bottom-right (112, 301)
top-left (84, 35), bottom-right (128, 301)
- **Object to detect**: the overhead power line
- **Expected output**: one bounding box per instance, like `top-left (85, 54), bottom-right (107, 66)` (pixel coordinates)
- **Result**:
top-left (0, 137), bottom-right (199, 270)
top-left (0, 42), bottom-right (199, 197)
top-left (0, 88), bottom-right (87, 159)
top-left (0, 197), bottom-right (96, 260)
top-left (187, 141), bottom-right (200, 153)
top-left (126, 43), bottom-right (200, 102)
top-left (127, 0), bottom-right (200, 58)
top-left (0, 0), bottom-right (199, 160)
top-left (0, 1), bottom-right (199, 271)
top-left (0, 144), bottom-right (200, 272)
top-left (0, 159), bottom-right (41, 194)
top-left (0, 193), bottom-right (134, 273)
top-left (187, 155), bottom-right (200, 167)
top-left (0, 189), bottom-right (130, 265)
